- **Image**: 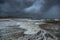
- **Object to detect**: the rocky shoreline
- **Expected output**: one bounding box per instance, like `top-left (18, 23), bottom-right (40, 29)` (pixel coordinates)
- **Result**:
top-left (0, 19), bottom-right (60, 40)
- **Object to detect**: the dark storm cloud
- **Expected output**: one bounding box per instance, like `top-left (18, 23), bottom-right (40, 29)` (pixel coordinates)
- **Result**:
top-left (0, 0), bottom-right (35, 17)
top-left (24, 0), bottom-right (55, 14)
top-left (24, 0), bottom-right (60, 19)
top-left (0, 0), bottom-right (5, 4)
top-left (0, 0), bottom-right (60, 19)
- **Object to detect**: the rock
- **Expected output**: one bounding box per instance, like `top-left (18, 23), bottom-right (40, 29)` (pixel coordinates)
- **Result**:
top-left (39, 21), bottom-right (60, 39)
top-left (0, 19), bottom-right (59, 40)
top-left (0, 27), bottom-right (26, 40)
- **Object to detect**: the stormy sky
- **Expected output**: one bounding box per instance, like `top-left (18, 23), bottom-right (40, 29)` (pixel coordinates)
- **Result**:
top-left (0, 0), bottom-right (60, 19)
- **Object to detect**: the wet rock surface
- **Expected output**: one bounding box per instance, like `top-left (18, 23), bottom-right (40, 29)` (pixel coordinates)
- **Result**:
top-left (0, 19), bottom-right (60, 40)
top-left (39, 20), bottom-right (60, 40)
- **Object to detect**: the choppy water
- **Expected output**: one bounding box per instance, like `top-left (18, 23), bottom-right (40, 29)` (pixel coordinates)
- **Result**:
top-left (0, 19), bottom-right (60, 40)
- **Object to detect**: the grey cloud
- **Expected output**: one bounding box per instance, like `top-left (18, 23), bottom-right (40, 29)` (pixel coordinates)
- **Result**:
top-left (0, 0), bottom-right (60, 19)
top-left (24, 0), bottom-right (60, 19)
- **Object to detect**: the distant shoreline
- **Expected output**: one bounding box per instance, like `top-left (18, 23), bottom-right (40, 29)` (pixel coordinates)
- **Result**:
top-left (0, 16), bottom-right (33, 19)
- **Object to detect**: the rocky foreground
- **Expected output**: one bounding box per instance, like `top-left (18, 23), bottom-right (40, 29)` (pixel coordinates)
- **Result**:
top-left (0, 19), bottom-right (60, 40)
